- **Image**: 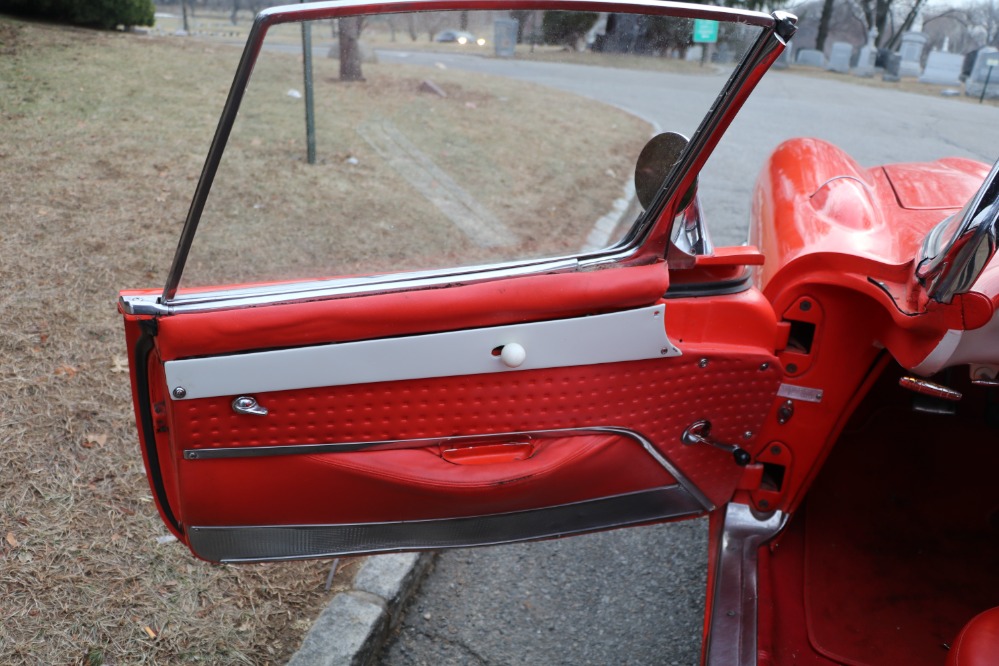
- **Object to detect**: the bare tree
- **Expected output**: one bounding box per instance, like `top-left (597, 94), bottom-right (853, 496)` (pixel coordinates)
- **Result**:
top-left (816, 0), bottom-right (836, 50)
top-left (338, 16), bottom-right (365, 81)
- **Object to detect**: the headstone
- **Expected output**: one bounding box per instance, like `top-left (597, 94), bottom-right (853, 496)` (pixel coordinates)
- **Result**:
top-left (898, 31), bottom-right (928, 78)
top-left (827, 42), bottom-right (853, 73)
top-left (494, 18), bottom-right (518, 58)
top-left (919, 51), bottom-right (964, 85)
top-left (796, 48), bottom-right (825, 68)
top-left (966, 47), bottom-right (999, 99)
top-left (854, 28), bottom-right (878, 77)
top-left (418, 80), bottom-right (447, 98)
top-left (882, 52), bottom-right (902, 82)
top-left (685, 45), bottom-right (704, 62)
top-left (773, 43), bottom-right (792, 69)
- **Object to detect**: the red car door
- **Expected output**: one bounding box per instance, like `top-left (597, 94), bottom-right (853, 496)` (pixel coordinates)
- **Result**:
top-left (118, 0), bottom-right (794, 563)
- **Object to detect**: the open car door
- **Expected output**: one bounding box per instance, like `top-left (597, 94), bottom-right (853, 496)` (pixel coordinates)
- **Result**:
top-left (119, 0), bottom-right (795, 563)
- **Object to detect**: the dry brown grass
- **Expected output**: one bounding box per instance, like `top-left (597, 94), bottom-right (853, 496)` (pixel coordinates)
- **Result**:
top-left (185, 45), bottom-right (648, 287)
top-left (0, 17), bottom-right (362, 665)
top-left (0, 15), bottom-right (648, 663)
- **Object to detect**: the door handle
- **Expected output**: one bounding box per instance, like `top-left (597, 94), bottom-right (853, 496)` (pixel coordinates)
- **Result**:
top-left (232, 396), bottom-right (268, 416)
top-left (681, 419), bottom-right (750, 466)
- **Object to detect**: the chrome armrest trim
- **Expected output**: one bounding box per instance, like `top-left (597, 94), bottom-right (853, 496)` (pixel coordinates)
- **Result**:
top-left (183, 425), bottom-right (715, 512)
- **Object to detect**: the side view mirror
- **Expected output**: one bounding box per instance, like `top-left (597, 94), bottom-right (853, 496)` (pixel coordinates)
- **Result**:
top-left (634, 131), bottom-right (697, 211)
top-left (918, 156), bottom-right (999, 304)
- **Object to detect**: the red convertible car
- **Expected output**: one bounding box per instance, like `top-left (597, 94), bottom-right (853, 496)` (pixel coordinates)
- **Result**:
top-left (118, 1), bottom-right (999, 664)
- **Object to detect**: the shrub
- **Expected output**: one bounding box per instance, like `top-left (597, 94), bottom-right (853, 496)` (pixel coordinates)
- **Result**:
top-left (0, 0), bottom-right (155, 29)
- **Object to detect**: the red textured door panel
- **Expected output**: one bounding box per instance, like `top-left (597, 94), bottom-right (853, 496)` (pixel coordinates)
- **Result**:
top-left (122, 268), bottom-right (782, 563)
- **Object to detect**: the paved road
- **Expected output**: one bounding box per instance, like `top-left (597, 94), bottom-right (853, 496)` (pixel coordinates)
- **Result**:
top-left (373, 56), bottom-right (999, 666)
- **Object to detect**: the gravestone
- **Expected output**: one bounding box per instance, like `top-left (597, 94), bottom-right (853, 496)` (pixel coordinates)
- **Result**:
top-left (898, 31), bottom-right (927, 78)
top-left (882, 52), bottom-right (902, 81)
top-left (685, 45), bottom-right (704, 62)
top-left (919, 51), bottom-right (964, 85)
top-left (494, 18), bottom-right (518, 58)
top-left (966, 47), bottom-right (999, 99)
top-left (854, 28), bottom-right (878, 77)
top-left (773, 43), bottom-right (792, 69)
top-left (827, 42), bottom-right (853, 73)
top-left (796, 48), bottom-right (825, 68)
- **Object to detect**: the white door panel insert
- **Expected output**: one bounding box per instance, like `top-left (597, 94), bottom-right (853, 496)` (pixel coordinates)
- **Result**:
top-left (165, 304), bottom-right (680, 400)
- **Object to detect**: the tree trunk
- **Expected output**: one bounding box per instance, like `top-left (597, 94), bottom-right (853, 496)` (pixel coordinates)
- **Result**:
top-left (231, 0), bottom-right (240, 25)
top-left (815, 0), bottom-right (835, 51)
top-left (885, 0), bottom-right (927, 50)
top-left (339, 17), bottom-right (365, 81)
top-left (874, 0), bottom-right (891, 46)
top-left (181, 0), bottom-right (189, 32)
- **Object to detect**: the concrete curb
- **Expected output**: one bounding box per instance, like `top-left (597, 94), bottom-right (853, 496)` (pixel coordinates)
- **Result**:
top-left (288, 552), bottom-right (435, 666)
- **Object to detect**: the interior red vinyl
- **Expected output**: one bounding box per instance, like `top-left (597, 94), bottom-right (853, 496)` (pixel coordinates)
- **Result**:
top-left (137, 262), bottom-right (671, 361)
top-left (947, 608), bottom-right (999, 666)
top-left (123, 265), bottom-right (786, 541)
top-left (167, 351), bottom-right (781, 528)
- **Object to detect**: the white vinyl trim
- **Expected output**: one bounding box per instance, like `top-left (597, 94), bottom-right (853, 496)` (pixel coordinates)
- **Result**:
top-left (911, 329), bottom-right (962, 376)
top-left (165, 305), bottom-right (680, 400)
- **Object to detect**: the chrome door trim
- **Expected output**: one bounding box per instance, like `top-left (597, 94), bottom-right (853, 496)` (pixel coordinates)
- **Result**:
top-left (187, 485), bottom-right (704, 563)
top-left (182, 426), bottom-right (716, 513)
top-left (122, 258), bottom-right (579, 316)
top-left (704, 503), bottom-right (787, 666)
top-left (154, 0), bottom-right (794, 310)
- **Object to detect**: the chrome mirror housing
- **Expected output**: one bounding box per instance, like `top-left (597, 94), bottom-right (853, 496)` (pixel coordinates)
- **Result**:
top-left (917, 157), bottom-right (999, 304)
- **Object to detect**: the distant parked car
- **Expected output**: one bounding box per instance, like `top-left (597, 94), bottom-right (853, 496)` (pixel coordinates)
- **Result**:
top-left (434, 29), bottom-right (477, 44)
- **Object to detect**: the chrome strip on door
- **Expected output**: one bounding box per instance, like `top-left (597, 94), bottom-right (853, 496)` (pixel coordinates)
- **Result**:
top-left (188, 485), bottom-right (704, 563)
top-left (183, 426), bottom-right (715, 513)
top-left (164, 305), bottom-right (680, 400)
top-left (704, 503), bottom-right (786, 666)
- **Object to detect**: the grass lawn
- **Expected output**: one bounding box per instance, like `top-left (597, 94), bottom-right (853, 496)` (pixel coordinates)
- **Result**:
top-left (0, 17), bottom-right (383, 665)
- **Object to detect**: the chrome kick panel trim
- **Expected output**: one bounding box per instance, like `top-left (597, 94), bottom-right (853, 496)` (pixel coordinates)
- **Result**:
top-left (183, 426), bottom-right (715, 513)
top-left (165, 305), bottom-right (680, 400)
top-left (705, 503), bottom-right (786, 666)
top-left (188, 486), bottom-right (704, 563)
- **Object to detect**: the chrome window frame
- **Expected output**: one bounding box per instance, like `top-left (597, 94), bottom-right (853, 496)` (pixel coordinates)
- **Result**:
top-left (135, 0), bottom-right (795, 316)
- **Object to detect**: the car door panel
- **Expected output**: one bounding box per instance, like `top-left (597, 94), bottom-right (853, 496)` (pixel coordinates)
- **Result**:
top-left (122, 270), bottom-right (782, 562)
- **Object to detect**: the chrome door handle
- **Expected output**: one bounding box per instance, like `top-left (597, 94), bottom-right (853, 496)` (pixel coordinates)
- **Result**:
top-left (232, 396), bottom-right (268, 416)
top-left (681, 419), bottom-right (751, 466)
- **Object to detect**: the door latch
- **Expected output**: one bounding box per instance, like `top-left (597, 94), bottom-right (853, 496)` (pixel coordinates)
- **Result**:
top-left (681, 419), bottom-right (751, 466)
top-left (232, 396), bottom-right (268, 416)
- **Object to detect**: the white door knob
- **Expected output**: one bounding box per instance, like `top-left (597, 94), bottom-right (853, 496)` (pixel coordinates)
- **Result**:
top-left (500, 343), bottom-right (526, 368)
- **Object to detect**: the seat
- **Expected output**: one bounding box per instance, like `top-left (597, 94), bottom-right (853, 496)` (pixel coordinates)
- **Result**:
top-left (947, 607), bottom-right (999, 666)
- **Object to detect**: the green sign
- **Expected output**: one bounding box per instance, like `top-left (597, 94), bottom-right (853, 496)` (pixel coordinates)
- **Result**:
top-left (693, 19), bottom-right (719, 44)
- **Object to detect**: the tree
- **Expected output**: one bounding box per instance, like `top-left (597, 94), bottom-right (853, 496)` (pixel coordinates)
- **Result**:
top-left (338, 16), bottom-right (364, 81)
top-left (541, 11), bottom-right (598, 48)
top-left (816, 0), bottom-right (836, 51)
